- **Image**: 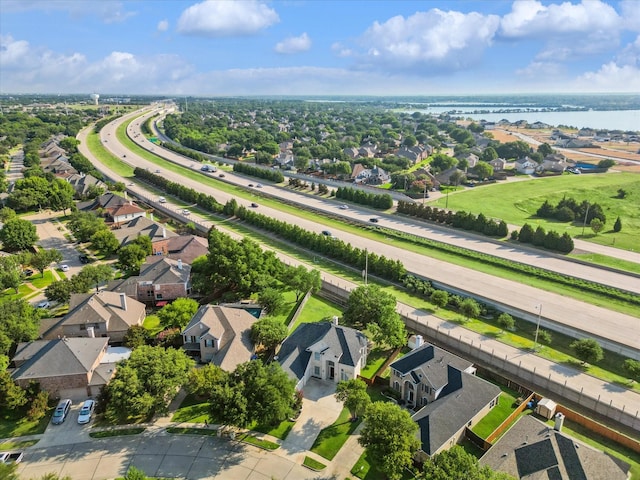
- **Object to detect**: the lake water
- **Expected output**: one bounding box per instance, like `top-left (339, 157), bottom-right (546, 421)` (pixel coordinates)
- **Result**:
top-left (410, 108), bottom-right (640, 131)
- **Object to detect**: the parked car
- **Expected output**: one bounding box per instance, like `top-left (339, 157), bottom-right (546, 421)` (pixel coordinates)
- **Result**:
top-left (60, 264), bottom-right (70, 272)
top-left (77, 399), bottom-right (95, 425)
top-left (36, 301), bottom-right (50, 309)
top-left (256, 183), bottom-right (263, 188)
top-left (0, 451), bottom-right (23, 464)
top-left (51, 399), bottom-right (72, 425)
top-left (78, 255), bottom-right (90, 264)
top-left (24, 269), bottom-right (34, 276)
top-left (369, 218), bottom-right (379, 223)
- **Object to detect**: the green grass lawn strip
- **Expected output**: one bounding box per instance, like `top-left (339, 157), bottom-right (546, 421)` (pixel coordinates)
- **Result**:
top-left (1, 283), bottom-right (34, 302)
top-left (28, 270), bottom-right (55, 289)
top-left (568, 253), bottom-right (640, 275)
top-left (142, 315), bottom-right (163, 336)
top-left (360, 347), bottom-right (394, 380)
top-left (303, 456), bottom-right (327, 470)
top-left (310, 407), bottom-right (361, 460)
top-left (249, 419), bottom-right (295, 440)
top-left (0, 439), bottom-right (39, 450)
top-left (90, 427), bottom-right (145, 438)
top-left (471, 391), bottom-right (518, 438)
top-left (289, 295), bottom-right (343, 332)
top-left (0, 406), bottom-right (53, 438)
top-left (86, 130), bottom-right (135, 177)
top-left (428, 173), bottom-right (640, 251)
top-left (170, 393), bottom-right (212, 423)
top-left (166, 427), bottom-right (217, 436)
top-left (237, 433), bottom-right (279, 450)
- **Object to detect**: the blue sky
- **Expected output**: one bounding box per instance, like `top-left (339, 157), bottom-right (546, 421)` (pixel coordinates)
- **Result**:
top-left (1, 0), bottom-right (639, 96)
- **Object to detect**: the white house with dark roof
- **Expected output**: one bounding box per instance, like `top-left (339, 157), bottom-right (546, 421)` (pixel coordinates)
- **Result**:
top-left (277, 320), bottom-right (368, 391)
top-left (480, 415), bottom-right (630, 479)
top-left (515, 156), bottom-right (539, 174)
top-left (181, 305), bottom-right (258, 371)
top-left (390, 342), bottom-right (500, 458)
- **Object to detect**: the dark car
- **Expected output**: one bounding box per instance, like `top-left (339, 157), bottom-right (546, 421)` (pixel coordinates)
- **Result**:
top-left (248, 183), bottom-right (254, 188)
top-left (219, 173), bottom-right (225, 178)
top-left (251, 203), bottom-right (259, 208)
top-left (369, 218), bottom-right (379, 223)
top-left (78, 255), bottom-right (90, 264)
top-left (24, 269), bottom-right (34, 276)
top-left (321, 230), bottom-right (332, 236)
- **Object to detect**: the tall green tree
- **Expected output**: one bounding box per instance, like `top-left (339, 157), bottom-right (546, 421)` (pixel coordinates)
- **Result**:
top-left (157, 298), bottom-right (199, 329)
top-left (459, 298), bottom-right (480, 322)
top-left (570, 338), bottom-right (604, 365)
top-left (418, 445), bottom-right (516, 480)
top-left (359, 402), bottom-right (420, 480)
top-left (251, 317), bottom-right (288, 352)
top-left (117, 244), bottom-right (148, 274)
top-left (76, 264), bottom-right (114, 292)
top-left (280, 265), bottom-right (321, 302)
top-left (0, 299), bottom-right (40, 356)
top-left (0, 218), bottom-right (39, 251)
top-left (335, 379), bottom-right (371, 420)
top-left (90, 229), bottom-right (120, 255)
top-left (430, 290), bottom-right (449, 310)
top-left (186, 363), bottom-right (228, 399)
top-left (30, 249), bottom-right (63, 278)
top-left (0, 369), bottom-right (27, 410)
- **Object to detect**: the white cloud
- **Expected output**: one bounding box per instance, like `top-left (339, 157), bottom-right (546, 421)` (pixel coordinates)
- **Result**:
top-left (0, 35), bottom-right (31, 68)
top-left (574, 62), bottom-right (640, 92)
top-left (620, 0), bottom-right (640, 32)
top-left (157, 20), bottom-right (169, 32)
top-left (274, 33), bottom-right (311, 54)
top-left (352, 8), bottom-right (500, 73)
top-left (500, 0), bottom-right (620, 38)
top-left (177, 0), bottom-right (279, 37)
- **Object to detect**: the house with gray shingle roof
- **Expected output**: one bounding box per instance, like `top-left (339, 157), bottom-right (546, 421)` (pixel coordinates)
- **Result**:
top-left (277, 320), bottom-right (368, 391)
top-left (39, 291), bottom-right (146, 344)
top-left (111, 216), bottom-right (178, 249)
top-left (136, 256), bottom-right (191, 304)
top-left (480, 415), bottom-right (630, 479)
top-left (11, 337), bottom-right (111, 397)
top-left (181, 305), bottom-right (258, 371)
top-left (390, 342), bottom-right (500, 458)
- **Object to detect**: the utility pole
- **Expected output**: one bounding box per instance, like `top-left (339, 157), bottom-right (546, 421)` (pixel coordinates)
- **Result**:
top-left (363, 249), bottom-right (368, 286)
top-left (423, 182), bottom-right (427, 205)
top-left (533, 304), bottom-right (542, 351)
top-left (582, 202), bottom-right (591, 236)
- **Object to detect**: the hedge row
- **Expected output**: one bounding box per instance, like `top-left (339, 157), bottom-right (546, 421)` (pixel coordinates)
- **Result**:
top-left (161, 141), bottom-right (207, 162)
top-left (94, 115), bottom-right (122, 132)
top-left (512, 224), bottom-right (574, 254)
top-left (335, 186), bottom-right (394, 209)
top-left (233, 163), bottom-right (284, 183)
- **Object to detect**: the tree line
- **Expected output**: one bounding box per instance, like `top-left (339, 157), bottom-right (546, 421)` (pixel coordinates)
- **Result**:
top-left (233, 162), bottom-right (284, 183)
top-left (335, 186), bottom-right (394, 209)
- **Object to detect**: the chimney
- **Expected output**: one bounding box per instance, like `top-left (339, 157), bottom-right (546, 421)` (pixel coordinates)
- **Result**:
top-left (332, 315), bottom-right (339, 325)
top-left (415, 334), bottom-right (424, 347)
top-left (162, 227), bottom-right (166, 238)
top-left (177, 259), bottom-right (183, 270)
top-left (86, 326), bottom-right (95, 338)
top-left (119, 293), bottom-right (127, 311)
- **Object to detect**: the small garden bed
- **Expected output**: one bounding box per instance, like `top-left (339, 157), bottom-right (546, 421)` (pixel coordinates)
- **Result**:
top-left (311, 407), bottom-right (361, 460)
top-left (303, 456), bottom-right (327, 471)
top-left (166, 427), bottom-right (217, 436)
top-left (237, 433), bottom-right (279, 450)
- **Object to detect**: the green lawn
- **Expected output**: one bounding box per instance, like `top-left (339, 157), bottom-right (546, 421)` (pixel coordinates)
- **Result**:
top-left (170, 393), bottom-right (212, 423)
top-left (360, 347), bottom-right (394, 380)
top-left (250, 419), bottom-right (295, 440)
top-left (303, 456), bottom-right (326, 470)
top-left (351, 450), bottom-right (414, 480)
top-left (0, 283), bottom-right (34, 302)
top-left (471, 391), bottom-right (518, 439)
top-left (0, 406), bottom-right (54, 438)
top-left (288, 294), bottom-right (343, 332)
top-left (90, 427), bottom-right (145, 438)
top-left (569, 253), bottom-right (640, 275)
top-left (0, 439), bottom-right (38, 450)
top-left (310, 407), bottom-right (361, 460)
top-left (429, 172), bottom-right (640, 251)
top-left (237, 433), bottom-right (279, 450)
top-left (142, 315), bottom-right (163, 336)
top-left (86, 130), bottom-right (135, 177)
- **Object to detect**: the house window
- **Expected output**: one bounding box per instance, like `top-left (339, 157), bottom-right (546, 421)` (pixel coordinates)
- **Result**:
top-left (340, 370), bottom-right (348, 381)
top-left (156, 293), bottom-right (163, 300)
top-left (204, 339), bottom-right (214, 348)
top-left (80, 325), bottom-right (86, 330)
top-left (314, 366), bottom-right (320, 377)
top-left (146, 290), bottom-right (153, 297)
top-left (490, 399), bottom-right (496, 408)
top-left (314, 352), bottom-right (321, 361)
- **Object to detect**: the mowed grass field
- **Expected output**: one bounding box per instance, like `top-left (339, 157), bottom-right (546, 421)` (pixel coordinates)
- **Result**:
top-left (429, 172), bottom-right (640, 251)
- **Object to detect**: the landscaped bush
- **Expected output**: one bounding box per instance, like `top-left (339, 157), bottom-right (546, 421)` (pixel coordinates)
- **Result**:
top-left (233, 162), bottom-right (284, 183)
top-left (335, 186), bottom-right (393, 210)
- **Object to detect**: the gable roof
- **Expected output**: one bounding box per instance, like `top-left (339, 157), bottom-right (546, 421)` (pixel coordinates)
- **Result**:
top-left (64, 291), bottom-right (145, 331)
top-left (277, 321), bottom-right (368, 381)
top-left (182, 305), bottom-right (258, 371)
top-left (165, 235), bottom-right (209, 264)
top-left (106, 203), bottom-right (146, 219)
top-left (111, 216), bottom-right (178, 246)
top-left (11, 337), bottom-right (108, 380)
top-left (480, 415), bottom-right (630, 480)
top-left (411, 365), bottom-right (500, 456)
top-left (138, 256), bottom-right (191, 285)
top-left (78, 192), bottom-right (130, 211)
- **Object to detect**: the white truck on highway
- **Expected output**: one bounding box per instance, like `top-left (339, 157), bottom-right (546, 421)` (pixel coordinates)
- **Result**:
top-left (0, 451), bottom-right (24, 463)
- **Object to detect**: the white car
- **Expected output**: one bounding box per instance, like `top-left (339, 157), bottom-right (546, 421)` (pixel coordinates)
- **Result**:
top-left (339, 204), bottom-right (349, 210)
top-left (182, 209), bottom-right (191, 215)
top-left (60, 265), bottom-right (70, 272)
top-left (36, 301), bottom-right (50, 309)
top-left (158, 197), bottom-right (167, 203)
top-left (256, 183), bottom-right (263, 188)
top-left (77, 399), bottom-right (95, 425)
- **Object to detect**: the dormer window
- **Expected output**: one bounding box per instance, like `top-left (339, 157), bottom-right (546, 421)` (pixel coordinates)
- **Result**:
top-left (314, 352), bottom-right (321, 361)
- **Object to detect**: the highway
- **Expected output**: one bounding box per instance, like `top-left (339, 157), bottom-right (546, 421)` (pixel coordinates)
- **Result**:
top-left (80, 108), bottom-right (640, 359)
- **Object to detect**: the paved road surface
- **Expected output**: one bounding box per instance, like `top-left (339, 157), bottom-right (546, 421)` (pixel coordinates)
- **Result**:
top-left (82, 114), bottom-right (640, 357)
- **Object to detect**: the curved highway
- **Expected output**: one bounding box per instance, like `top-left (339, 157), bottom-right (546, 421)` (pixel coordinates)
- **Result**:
top-left (81, 109), bottom-right (640, 359)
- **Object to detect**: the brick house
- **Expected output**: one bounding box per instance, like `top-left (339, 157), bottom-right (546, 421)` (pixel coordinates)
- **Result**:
top-left (11, 337), bottom-right (111, 398)
top-left (136, 256), bottom-right (192, 304)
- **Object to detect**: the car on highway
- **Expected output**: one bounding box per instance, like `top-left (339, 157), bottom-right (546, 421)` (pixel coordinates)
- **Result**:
top-left (256, 183), bottom-right (263, 188)
top-left (339, 204), bottom-right (349, 210)
top-left (51, 399), bottom-right (72, 425)
top-left (36, 301), bottom-right (50, 309)
top-left (155, 169), bottom-right (161, 173)
top-left (0, 451), bottom-right (23, 464)
top-left (77, 399), bottom-right (95, 425)
top-left (158, 197), bottom-right (167, 203)
top-left (122, 154), bottom-right (126, 158)
top-left (251, 203), bottom-right (259, 208)
top-left (219, 173), bottom-right (225, 178)
top-left (60, 265), bottom-right (70, 272)
top-left (369, 218), bottom-right (379, 223)
top-left (201, 165), bottom-right (217, 172)
top-left (321, 230), bottom-right (332, 236)
top-left (248, 183), bottom-right (254, 188)
top-left (128, 182), bottom-right (134, 186)
top-left (181, 209), bottom-right (191, 215)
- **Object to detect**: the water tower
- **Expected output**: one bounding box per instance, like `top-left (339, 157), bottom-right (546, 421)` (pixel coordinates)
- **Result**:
top-left (90, 93), bottom-right (100, 105)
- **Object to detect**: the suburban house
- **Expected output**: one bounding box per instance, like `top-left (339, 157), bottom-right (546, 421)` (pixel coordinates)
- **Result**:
top-left (352, 164), bottom-right (390, 185)
top-left (277, 320), bottom-right (368, 391)
top-left (541, 153), bottom-right (568, 173)
top-left (10, 337), bottom-right (117, 398)
top-left (456, 152), bottom-right (479, 169)
top-left (78, 192), bottom-right (130, 213)
top-left (343, 147), bottom-right (360, 159)
top-left (105, 202), bottom-right (146, 224)
top-left (65, 173), bottom-right (107, 199)
top-left (480, 415), bottom-right (630, 479)
top-left (435, 167), bottom-right (466, 186)
top-left (515, 156), bottom-right (539, 174)
top-left (397, 145), bottom-right (432, 164)
top-left (163, 235), bottom-right (209, 264)
top-left (39, 292), bottom-right (145, 344)
top-left (389, 341), bottom-right (501, 458)
top-left (110, 216), bottom-right (178, 250)
top-left (181, 305), bottom-right (259, 371)
top-left (136, 256), bottom-right (192, 304)
top-left (488, 158), bottom-right (507, 171)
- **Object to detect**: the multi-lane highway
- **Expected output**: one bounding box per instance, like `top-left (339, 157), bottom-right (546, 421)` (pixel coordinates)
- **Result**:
top-left (80, 108), bottom-right (640, 360)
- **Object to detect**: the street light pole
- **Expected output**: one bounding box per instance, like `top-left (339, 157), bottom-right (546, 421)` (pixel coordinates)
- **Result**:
top-left (534, 304), bottom-right (542, 351)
